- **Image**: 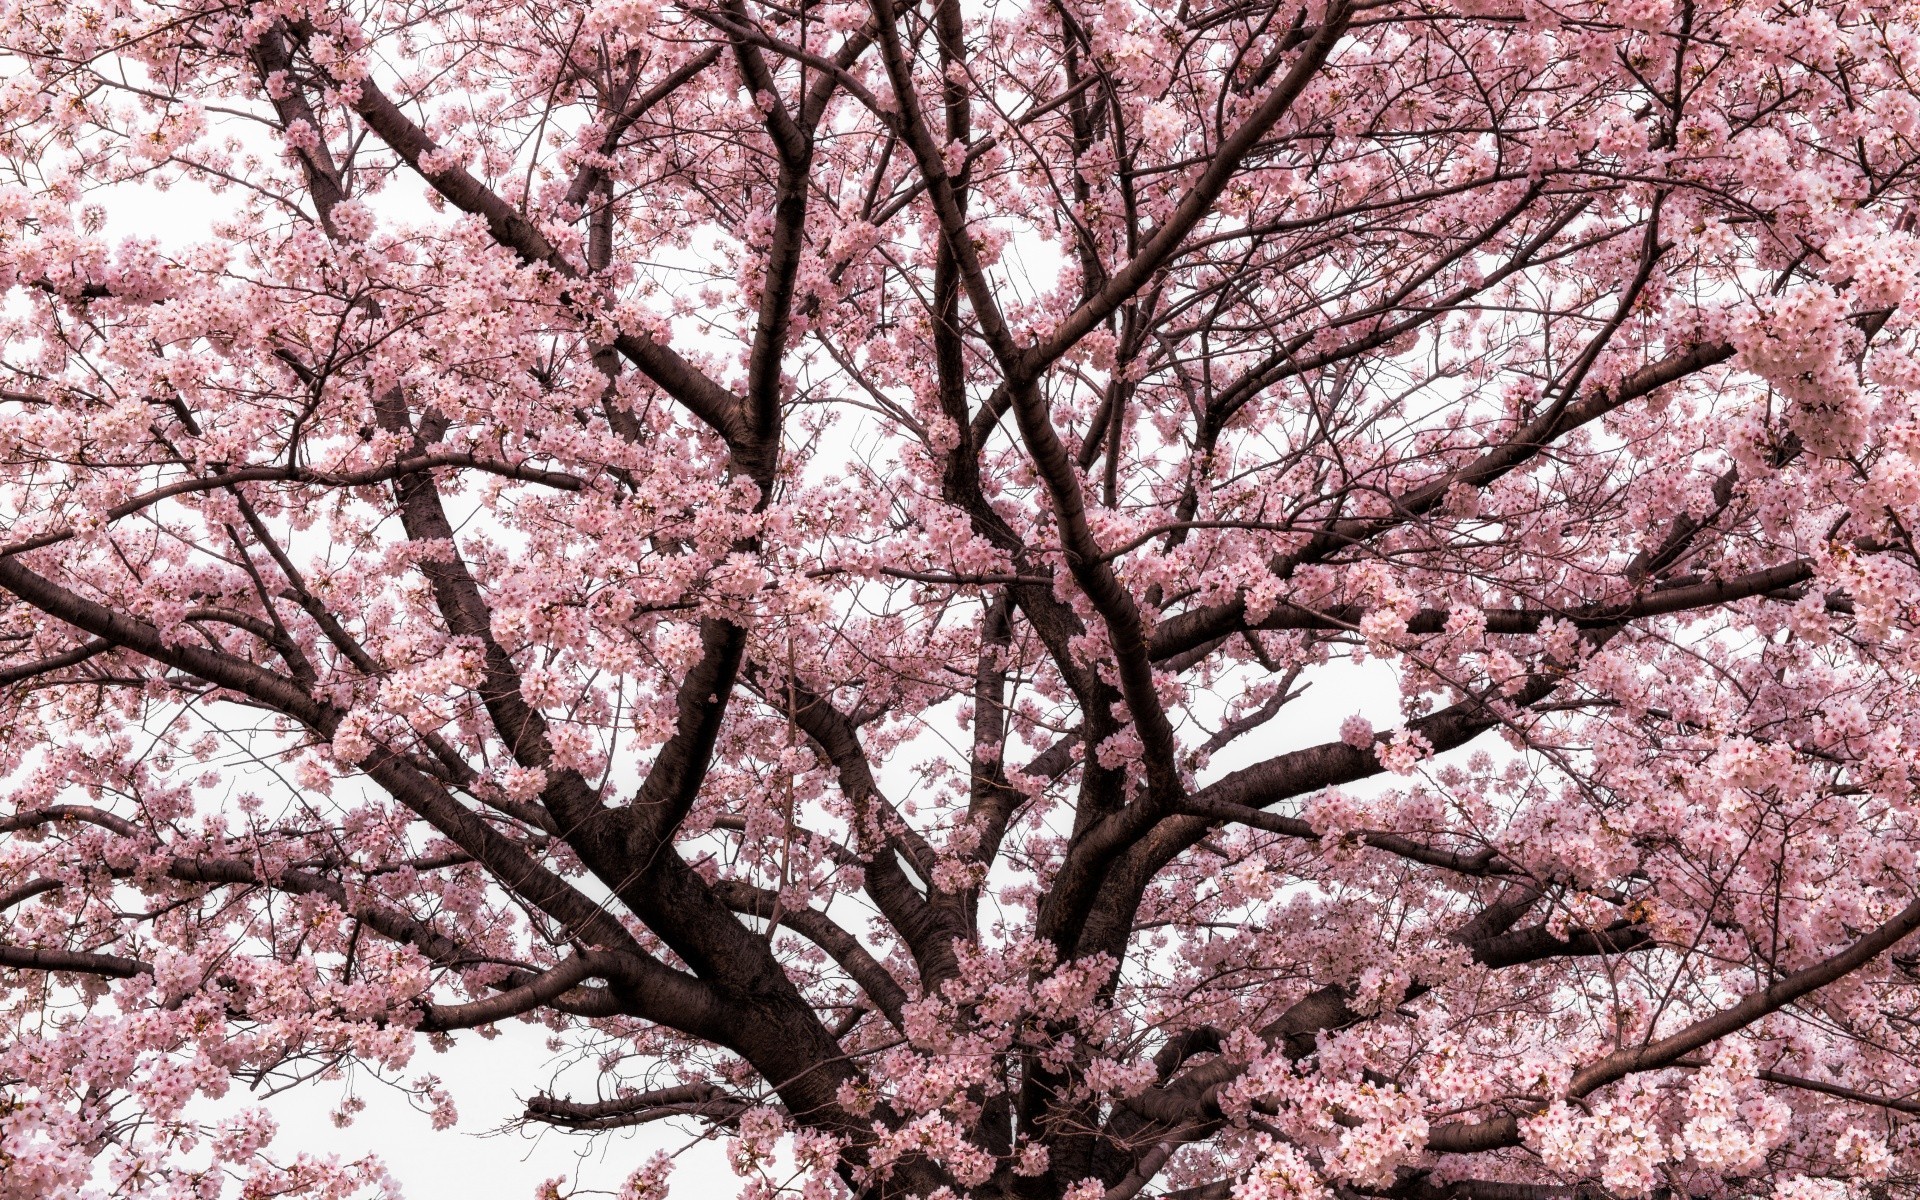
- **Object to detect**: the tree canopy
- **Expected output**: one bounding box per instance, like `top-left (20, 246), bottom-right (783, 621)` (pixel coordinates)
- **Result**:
top-left (5, 0), bottom-right (1920, 1195)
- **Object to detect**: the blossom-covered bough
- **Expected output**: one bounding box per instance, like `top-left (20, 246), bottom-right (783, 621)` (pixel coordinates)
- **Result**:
top-left (3, 0), bottom-right (1920, 1193)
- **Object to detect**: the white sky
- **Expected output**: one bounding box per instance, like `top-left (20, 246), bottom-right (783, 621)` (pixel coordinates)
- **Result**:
top-left (245, 1024), bottom-right (732, 1197)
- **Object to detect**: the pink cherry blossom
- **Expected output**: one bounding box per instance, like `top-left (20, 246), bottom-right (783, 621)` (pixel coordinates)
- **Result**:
top-left (5, 0), bottom-right (1920, 1196)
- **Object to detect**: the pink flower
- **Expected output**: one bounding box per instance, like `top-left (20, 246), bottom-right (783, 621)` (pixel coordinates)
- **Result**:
top-left (1340, 714), bottom-right (1375, 748)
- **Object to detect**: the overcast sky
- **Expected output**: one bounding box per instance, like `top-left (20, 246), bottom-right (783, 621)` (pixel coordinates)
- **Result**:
top-left (247, 1024), bottom-right (733, 1197)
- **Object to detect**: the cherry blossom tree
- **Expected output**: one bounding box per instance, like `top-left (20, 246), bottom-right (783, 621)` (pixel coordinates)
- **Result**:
top-left (5, 0), bottom-right (1920, 1194)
